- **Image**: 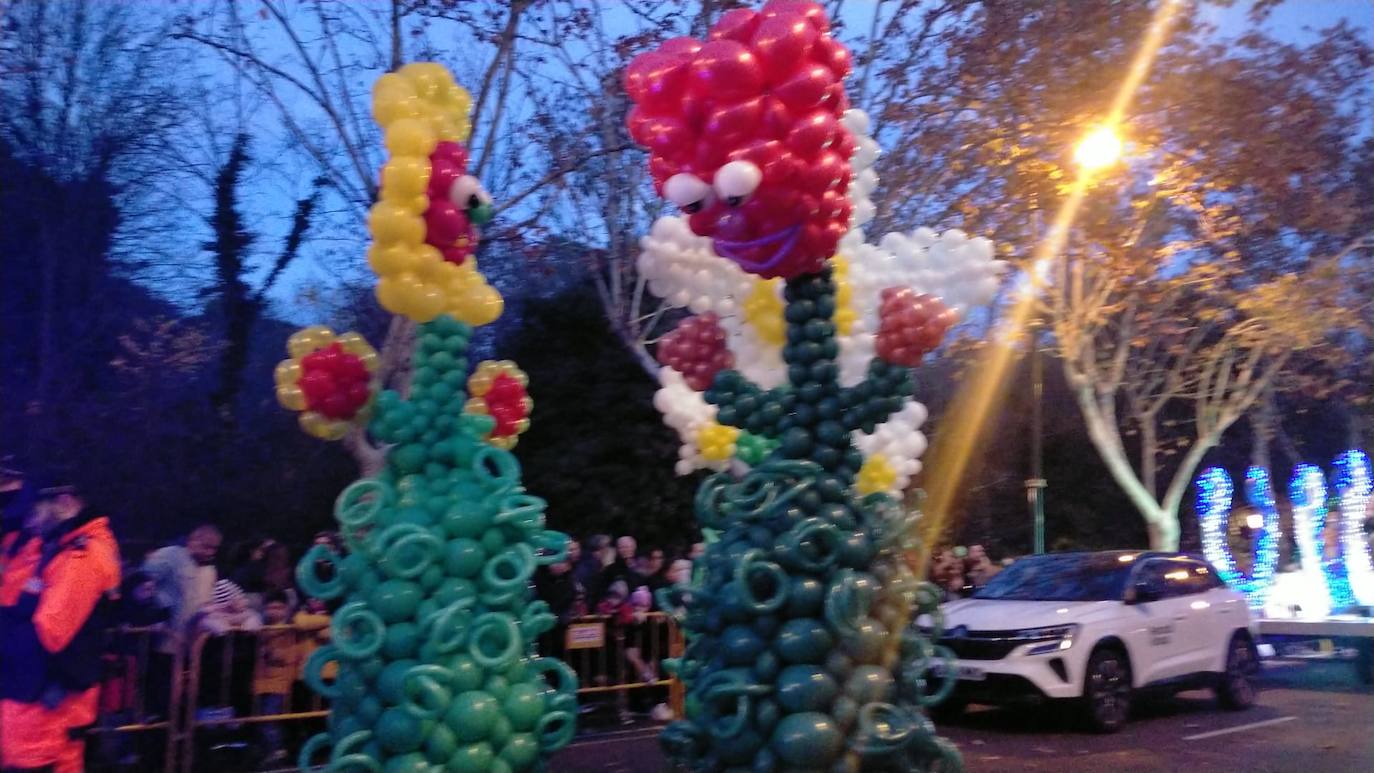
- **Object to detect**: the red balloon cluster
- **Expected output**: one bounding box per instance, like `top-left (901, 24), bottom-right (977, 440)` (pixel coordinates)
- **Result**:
top-left (624, 0), bottom-right (854, 279)
top-left (425, 141), bottom-right (480, 265)
top-left (485, 373), bottom-right (529, 438)
top-left (657, 313), bottom-right (734, 391)
top-left (297, 343), bottom-right (374, 419)
top-left (875, 288), bottom-right (957, 367)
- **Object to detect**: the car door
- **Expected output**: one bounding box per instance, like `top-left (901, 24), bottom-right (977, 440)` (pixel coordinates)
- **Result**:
top-left (1162, 559), bottom-right (1226, 676)
top-left (1122, 559), bottom-right (1195, 684)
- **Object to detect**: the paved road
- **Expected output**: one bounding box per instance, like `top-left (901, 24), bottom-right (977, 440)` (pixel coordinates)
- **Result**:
top-left (551, 658), bottom-right (1373, 773)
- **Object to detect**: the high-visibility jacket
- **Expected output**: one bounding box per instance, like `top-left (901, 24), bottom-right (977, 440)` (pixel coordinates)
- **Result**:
top-left (0, 509), bottom-right (120, 702)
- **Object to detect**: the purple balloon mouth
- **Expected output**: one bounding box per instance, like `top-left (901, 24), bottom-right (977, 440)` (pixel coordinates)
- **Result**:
top-left (713, 224), bottom-right (802, 273)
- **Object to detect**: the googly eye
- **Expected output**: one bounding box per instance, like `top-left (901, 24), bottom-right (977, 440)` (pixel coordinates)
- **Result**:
top-left (713, 161), bottom-right (762, 206)
top-left (664, 173), bottom-right (714, 214)
top-left (449, 175), bottom-right (491, 210)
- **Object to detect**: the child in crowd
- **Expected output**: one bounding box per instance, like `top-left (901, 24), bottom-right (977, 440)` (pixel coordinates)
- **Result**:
top-left (292, 596), bottom-right (335, 691)
top-left (253, 591), bottom-right (301, 767)
top-left (198, 579), bottom-right (263, 634)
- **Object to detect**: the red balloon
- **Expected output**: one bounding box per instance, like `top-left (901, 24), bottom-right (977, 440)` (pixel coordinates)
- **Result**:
top-left (704, 97), bottom-right (764, 145)
top-left (773, 64), bottom-right (834, 112)
top-left (688, 40), bottom-right (763, 101)
top-left (751, 14), bottom-right (817, 84)
top-left (710, 8), bottom-right (760, 42)
top-left (624, 51), bottom-right (691, 111)
top-left (425, 200), bottom-right (467, 245)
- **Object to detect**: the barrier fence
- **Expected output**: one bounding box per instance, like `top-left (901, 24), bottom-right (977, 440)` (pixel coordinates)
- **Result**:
top-left (81, 613), bottom-right (682, 772)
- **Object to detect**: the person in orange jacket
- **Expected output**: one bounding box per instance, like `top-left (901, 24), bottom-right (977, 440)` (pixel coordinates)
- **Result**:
top-left (0, 482), bottom-right (120, 773)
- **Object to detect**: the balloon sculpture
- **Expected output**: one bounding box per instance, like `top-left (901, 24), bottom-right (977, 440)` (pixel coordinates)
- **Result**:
top-left (284, 63), bottom-right (576, 773)
top-left (627, 2), bottom-right (1004, 769)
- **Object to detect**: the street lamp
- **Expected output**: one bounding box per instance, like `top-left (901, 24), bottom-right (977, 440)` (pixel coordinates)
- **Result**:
top-left (1074, 126), bottom-right (1124, 172)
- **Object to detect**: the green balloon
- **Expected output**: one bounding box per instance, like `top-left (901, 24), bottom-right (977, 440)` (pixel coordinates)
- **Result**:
top-left (483, 674), bottom-right (511, 702)
top-left (480, 528), bottom-right (507, 555)
top-left (448, 742), bottom-right (495, 773)
top-left (377, 659), bottom-right (420, 704)
top-left (499, 732), bottom-right (540, 770)
top-left (502, 683), bottom-right (545, 731)
top-left (376, 707), bottom-right (424, 753)
top-left (334, 666), bottom-right (369, 707)
top-left (391, 444), bottom-right (428, 474)
top-left (775, 664), bottom-right (838, 713)
top-left (384, 752), bottom-right (430, 773)
top-left (770, 711), bottom-right (842, 767)
top-left (445, 691), bottom-right (500, 743)
top-left (355, 695), bottom-right (383, 725)
top-left (488, 713), bottom-right (513, 748)
top-left (425, 721), bottom-right (459, 764)
top-left (370, 579), bottom-right (422, 623)
top-left (774, 617), bottom-right (834, 664)
top-left (383, 621), bottom-right (420, 660)
top-left (442, 500), bottom-right (493, 539)
top-left (433, 577), bottom-right (477, 609)
top-left (444, 538), bottom-right (488, 578)
top-left (844, 664), bottom-right (894, 703)
top-left (445, 654), bottom-right (484, 693)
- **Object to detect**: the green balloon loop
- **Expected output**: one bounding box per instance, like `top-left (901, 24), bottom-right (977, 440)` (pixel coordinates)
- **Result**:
top-left (335, 479), bottom-right (394, 555)
top-left (375, 524), bottom-right (442, 579)
top-left (482, 543), bottom-right (536, 593)
top-left (297, 543), bottom-right (346, 600)
top-left (526, 656), bottom-right (578, 700)
top-left (468, 612), bottom-right (522, 670)
top-left (906, 643), bottom-right (958, 707)
top-left (535, 710), bottom-right (575, 751)
top-left (298, 732), bottom-right (333, 773)
top-left (330, 730), bottom-right (376, 764)
top-left (825, 570), bottom-right (873, 638)
top-left (777, 517), bottom-right (843, 572)
top-left (852, 702), bottom-right (920, 756)
top-left (520, 600), bottom-right (557, 639)
top-left (400, 664), bottom-right (453, 720)
top-left (492, 493), bottom-right (546, 532)
top-left (470, 445), bottom-right (521, 490)
top-left (331, 602), bottom-right (386, 659)
top-left (733, 549), bottom-right (788, 614)
top-left (530, 530), bottom-right (570, 565)
top-left (424, 599), bottom-right (475, 654)
top-left (303, 644), bottom-right (341, 699)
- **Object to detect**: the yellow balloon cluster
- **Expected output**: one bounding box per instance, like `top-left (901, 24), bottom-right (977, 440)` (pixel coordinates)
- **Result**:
top-left (368, 62), bottom-right (503, 326)
top-left (855, 453), bottom-right (897, 495)
top-left (831, 254), bottom-right (858, 335)
top-left (274, 326), bottom-right (380, 441)
top-left (696, 422), bottom-right (741, 462)
top-left (743, 278), bottom-right (785, 346)
top-left (464, 360), bottom-right (533, 450)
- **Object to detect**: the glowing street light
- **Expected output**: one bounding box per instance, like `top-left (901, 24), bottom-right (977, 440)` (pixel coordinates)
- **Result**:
top-left (1074, 126), bottom-right (1124, 171)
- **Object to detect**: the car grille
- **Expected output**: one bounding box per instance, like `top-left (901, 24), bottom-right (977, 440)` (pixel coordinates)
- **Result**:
top-left (937, 630), bottom-right (1024, 660)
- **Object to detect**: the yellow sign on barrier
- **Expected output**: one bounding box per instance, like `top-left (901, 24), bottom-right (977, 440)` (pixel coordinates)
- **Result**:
top-left (565, 621), bottom-right (606, 650)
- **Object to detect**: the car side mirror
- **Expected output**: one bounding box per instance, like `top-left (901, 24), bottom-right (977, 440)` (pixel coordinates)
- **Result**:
top-left (1126, 581), bottom-right (1159, 605)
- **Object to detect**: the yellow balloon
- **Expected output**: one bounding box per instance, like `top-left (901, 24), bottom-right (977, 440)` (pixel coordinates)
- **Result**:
top-left (410, 283), bottom-right (445, 322)
top-left (368, 244), bottom-right (420, 276)
top-left (273, 359), bottom-right (302, 386)
top-left (744, 279), bottom-right (785, 345)
top-left (276, 384), bottom-right (306, 411)
top-left (468, 372), bottom-right (494, 397)
top-left (288, 326), bottom-right (334, 359)
top-left (464, 397), bottom-right (488, 415)
top-left (368, 202), bottom-right (424, 245)
top-left (376, 276), bottom-right (407, 314)
top-left (335, 332), bottom-right (374, 357)
top-left (372, 73), bottom-right (420, 125)
top-left (385, 118), bottom-right (438, 158)
top-left (856, 454), bottom-right (897, 496)
top-left (697, 423), bottom-right (740, 462)
top-left (400, 62), bottom-right (449, 99)
top-left (380, 155), bottom-right (432, 203)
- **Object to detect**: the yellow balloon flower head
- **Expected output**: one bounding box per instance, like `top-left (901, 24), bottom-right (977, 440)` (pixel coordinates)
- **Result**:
top-left (855, 453), bottom-right (897, 496)
top-left (368, 62), bottom-right (504, 326)
top-left (274, 326), bottom-right (380, 440)
top-left (831, 254), bottom-right (857, 336)
top-left (696, 421), bottom-right (741, 463)
top-left (463, 360), bottom-right (533, 450)
top-left (743, 278), bottom-right (785, 346)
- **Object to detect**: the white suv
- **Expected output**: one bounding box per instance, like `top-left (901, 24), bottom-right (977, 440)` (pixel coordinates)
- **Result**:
top-left (929, 551), bottom-right (1257, 732)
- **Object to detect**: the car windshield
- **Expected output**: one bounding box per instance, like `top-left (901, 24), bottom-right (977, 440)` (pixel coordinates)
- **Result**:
top-left (973, 553), bottom-right (1137, 602)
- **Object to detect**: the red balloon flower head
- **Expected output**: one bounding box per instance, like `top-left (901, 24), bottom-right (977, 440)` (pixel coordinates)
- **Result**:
top-left (656, 313), bottom-right (735, 391)
top-left (624, 0), bottom-right (855, 279)
top-left (875, 288), bottom-right (958, 367)
top-left (274, 326), bottom-right (380, 440)
top-left (465, 360), bottom-right (533, 450)
top-left (420, 141), bottom-right (495, 266)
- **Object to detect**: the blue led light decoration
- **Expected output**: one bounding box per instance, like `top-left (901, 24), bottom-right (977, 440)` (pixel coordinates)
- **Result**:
top-left (1289, 463), bottom-right (1334, 617)
top-left (1334, 450), bottom-right (1374, 607)
top-left (1194, 466), bottom-right (1281, 608)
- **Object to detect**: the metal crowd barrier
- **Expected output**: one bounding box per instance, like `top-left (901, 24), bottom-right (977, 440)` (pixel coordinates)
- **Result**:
top-left (86, 613), bottom-right (684, 772)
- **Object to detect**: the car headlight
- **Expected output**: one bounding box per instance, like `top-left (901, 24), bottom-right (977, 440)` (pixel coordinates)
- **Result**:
top-left (1013, 624), bottom-right (1080, 655)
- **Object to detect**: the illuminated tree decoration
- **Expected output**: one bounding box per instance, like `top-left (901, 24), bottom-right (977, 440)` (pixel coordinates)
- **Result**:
top-left (1334, 450), bottom-right (1374, 607)
top-left (1194, 466), bottom-right (1280, 608)
top-left (1288, 463), bottom-right (1334, 618)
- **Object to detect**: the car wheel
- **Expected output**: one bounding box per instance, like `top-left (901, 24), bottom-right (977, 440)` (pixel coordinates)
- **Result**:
top-left (1081, 646), bottom-right (1132, 733)
top-left (1216, 633), bottom-right (1258, 710)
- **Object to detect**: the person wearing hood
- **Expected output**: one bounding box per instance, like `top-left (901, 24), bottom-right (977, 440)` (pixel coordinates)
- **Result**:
top-left (0, 481), bottom-right (120, 773)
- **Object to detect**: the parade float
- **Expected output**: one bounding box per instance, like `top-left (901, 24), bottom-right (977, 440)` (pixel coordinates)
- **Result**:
top-left (626, 1), bottom-right (1004, 769)
top-left (278, 63), bottom-right (577, 773)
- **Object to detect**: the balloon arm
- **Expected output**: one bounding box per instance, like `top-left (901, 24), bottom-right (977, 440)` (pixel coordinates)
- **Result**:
top-left (843, 359), bottom-right (917, 433)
